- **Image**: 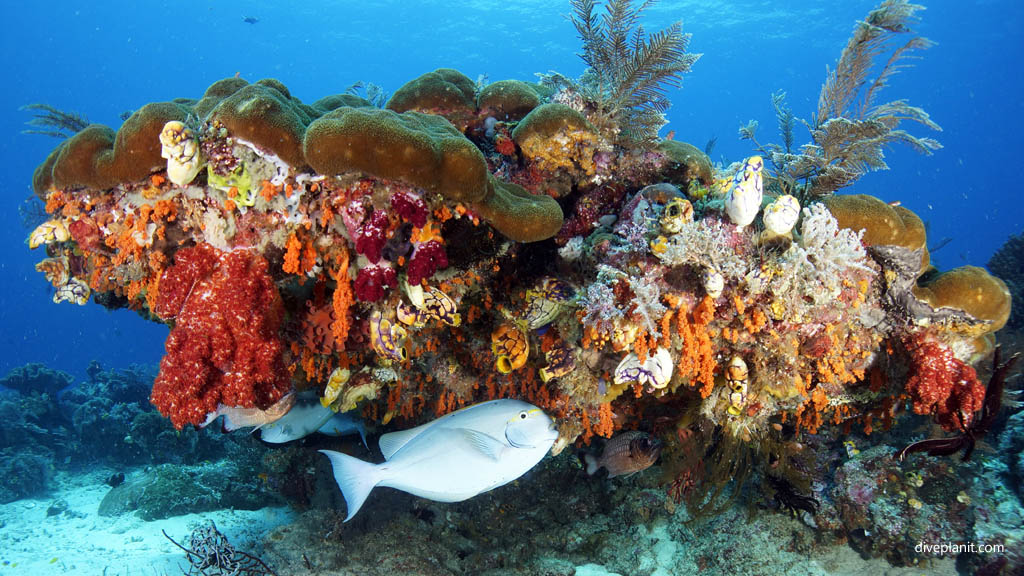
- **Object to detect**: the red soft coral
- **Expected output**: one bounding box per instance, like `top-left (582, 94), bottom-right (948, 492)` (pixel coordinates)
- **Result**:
top-left (152, 243), bottom-right (221, 320)
top-left (68, 217), bottom-right (103, 252)
top-left (391, 192), bottom-right (428, 228)
top-left (904, 333), bottom-right (985, 432)
top-left (354, 264), bottom-right (397, 303)
top-left (407, 240), bottom-right (448, 285)
top-left (150, 244), bottom-right (291, 429)
top-left (354, 210), bottom-right (389, 263)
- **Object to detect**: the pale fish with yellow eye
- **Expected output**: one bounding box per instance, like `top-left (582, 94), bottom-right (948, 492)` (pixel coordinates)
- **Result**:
top-left (421, 287), bottom-right (461, 327)
top-left (35, 255), bottom-right (70, 287)
top-left (725, 356), bottom-right (749, 416)
top-left (491, 322), bottom-right (529, 374)
top-left (659, 198), bottom-right (694, 234)
top-left (370, 310), bottom-right (409, 363)
top-left (724, 156), bottom-right (764, 229)
top-left (539, 342), bottom-right (577, 382)
top-left (762, 194), bottom-right (800, 236)
top-left (28, 219), bottom-right (71, 249)
top-left (321, 399), bottom-right (558, 521)
top-left (321, 367), bottom-right (351, 409)
top-left (53, 277), bottom-right (90, 305)
top-left (159, 120), bottom-right (205, 187)
top-left (703, 266), bottom-right (725, 299)
top-left (614, 347), bottom-right (673, 391)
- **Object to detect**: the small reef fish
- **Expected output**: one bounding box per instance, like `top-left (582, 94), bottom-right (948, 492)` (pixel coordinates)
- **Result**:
top-left (584, 431), bottom-right (662, 478)
top-left (257, 391), bottom-right (369, 447)
top-left (844, 440), bottom-right (860, 457)
top-left (321, 399), bottom-right (558, 521)
top-left (259, 392), bottom-right (334, 443)
top-left (200, 392), bottom-right (295, 432)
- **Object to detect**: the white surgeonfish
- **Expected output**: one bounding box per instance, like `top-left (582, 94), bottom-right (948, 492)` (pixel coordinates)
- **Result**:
top-left (260, 392), bottom-right (368, 448)
top-left (320, 399), bottom-right (558, 521)
top-left (258, 393), bottom-right (334, 443)
top-left (316, 412), bottom-right (369, 449)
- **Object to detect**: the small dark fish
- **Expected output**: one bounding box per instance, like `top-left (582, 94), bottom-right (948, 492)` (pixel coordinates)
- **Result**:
top-left (243, 16), bottom-right (259, 24)
top-left (584, 431), bottom-right (662, 478)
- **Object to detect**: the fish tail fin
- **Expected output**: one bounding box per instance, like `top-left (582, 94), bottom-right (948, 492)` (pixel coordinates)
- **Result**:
top-left (198, 409), bottom-right (219, 429)
top-left (584, 453), bottom-right (600, 476)
top-left (357, 424), bottom-right (369, 450)
top-left (319, 450), bottom-right (380, 521)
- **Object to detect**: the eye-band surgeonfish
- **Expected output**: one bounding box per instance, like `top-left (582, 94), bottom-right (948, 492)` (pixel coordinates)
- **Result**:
top-left (258, 392), bottom-right (368, 448)
top-left (320, 399), bottom-right (558, 521)
top-left (204, 391), bottom-right (368, 448)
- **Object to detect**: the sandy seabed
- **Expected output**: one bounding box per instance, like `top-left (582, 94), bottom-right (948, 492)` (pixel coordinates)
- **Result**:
top-left (0, 469), bottom-right (294, 575)
top-left (0, 467), bottom-right (959, 576)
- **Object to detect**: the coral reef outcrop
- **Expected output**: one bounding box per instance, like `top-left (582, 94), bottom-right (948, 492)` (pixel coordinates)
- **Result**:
top-left (21, 4), bottom-right (1017, 560)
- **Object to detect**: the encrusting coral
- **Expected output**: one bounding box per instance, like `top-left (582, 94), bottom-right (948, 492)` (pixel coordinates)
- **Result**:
top-left (23, 0), bottom-right (1018, 539)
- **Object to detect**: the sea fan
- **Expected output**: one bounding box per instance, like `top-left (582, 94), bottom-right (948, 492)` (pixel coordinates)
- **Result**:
top-left (569, 0), bottom-right (701, 147)
top-left (743, 0), bottom-right (941, 202)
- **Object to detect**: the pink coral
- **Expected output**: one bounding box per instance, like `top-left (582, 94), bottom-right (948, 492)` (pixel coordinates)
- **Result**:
top-left (407, 240), bottom-right (448, 285)
top-left (391, 192), bottom-right (428, 228)
top-left (354, 210), bottom-right (389, 263)
top-left (340, 199), bottom-right (367, 241)
top-left (150, 244), bottom-right (291, 429)
top-left (904, 333), bottom-right (985, 432)
top-left (354, 264), bottom-right (397, 302)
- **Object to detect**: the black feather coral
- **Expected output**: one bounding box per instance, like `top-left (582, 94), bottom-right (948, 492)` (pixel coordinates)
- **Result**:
top-left (742, 0), bottom-right (941, 202)
top-left (20, 103), bottom-right (89, 139)
top-left (569, 0), bottom-right (700, 147)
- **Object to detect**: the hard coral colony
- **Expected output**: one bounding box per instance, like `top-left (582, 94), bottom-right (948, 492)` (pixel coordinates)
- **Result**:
top-left (24, 0), bottom-right (1014, 532)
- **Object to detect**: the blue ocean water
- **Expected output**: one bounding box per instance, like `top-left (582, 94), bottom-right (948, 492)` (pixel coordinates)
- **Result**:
top-left (0, 0), bottom-right (1020, 381)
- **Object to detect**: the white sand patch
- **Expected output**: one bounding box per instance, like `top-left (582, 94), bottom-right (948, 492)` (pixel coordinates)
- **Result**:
top-left (0, 469), bottom-right (294, 575)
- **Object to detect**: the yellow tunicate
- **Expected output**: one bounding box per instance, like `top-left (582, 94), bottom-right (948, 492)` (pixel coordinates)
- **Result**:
top-left (491, 322), bottom-right (528, 374)
top-left (322, 367), bottom-right (351, 409)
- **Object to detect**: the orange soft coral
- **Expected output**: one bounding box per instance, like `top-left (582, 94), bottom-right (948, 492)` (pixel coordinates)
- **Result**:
top-left (283, 232), bottom-right (303, 274)
top-left (330, 249), bottom-right (353, 350)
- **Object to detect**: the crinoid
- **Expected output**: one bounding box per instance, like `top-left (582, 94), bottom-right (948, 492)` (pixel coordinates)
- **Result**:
top-left (766, 474), bottom-right (819, 519)
top-left (896, 346), bottom-right (1021, 462)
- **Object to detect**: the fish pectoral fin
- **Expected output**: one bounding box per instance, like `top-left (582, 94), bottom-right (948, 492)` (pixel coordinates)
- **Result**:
top-left (459, 429), bottom-right (508, 461)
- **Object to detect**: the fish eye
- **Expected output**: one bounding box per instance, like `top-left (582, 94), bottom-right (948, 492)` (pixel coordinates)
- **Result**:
top-left (519, 411), bottom-right (528, 420)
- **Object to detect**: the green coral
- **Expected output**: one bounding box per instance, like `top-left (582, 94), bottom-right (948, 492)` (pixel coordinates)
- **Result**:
top-left (207, 163), bottom-right (255, 207)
